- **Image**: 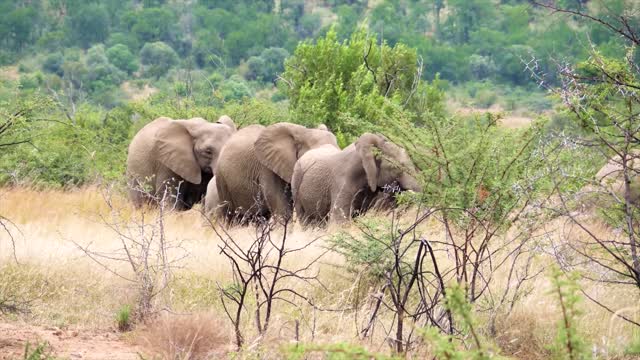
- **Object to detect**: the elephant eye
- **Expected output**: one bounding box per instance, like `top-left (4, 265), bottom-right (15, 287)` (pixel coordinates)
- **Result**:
top-left (204, 148), bottom-right (214, 156)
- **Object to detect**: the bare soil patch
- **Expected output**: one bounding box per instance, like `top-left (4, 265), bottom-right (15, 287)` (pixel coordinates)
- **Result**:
top-left (0, 322), bottom-right (140, 360)
top-left (453, 105), bottom-right (535, 129)
top-left (0, 66), bottom-right (19, 82)
top-left (120, 81), bottom-right (158, 102)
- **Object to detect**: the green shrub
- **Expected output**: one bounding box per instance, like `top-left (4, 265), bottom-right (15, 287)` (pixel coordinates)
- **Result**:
top-left (474, 88), bottom-right (498, 108)
top-left (0, 94), bottom-right (132, 187)
top-left (140, 41), bottom-right (179, 79)
top-left (218, 76), bottom-right (253, 101)
top-left (23, 341), bottom-right (54, 360)
top-left (42, 53), bottom-right (65, 76)
top-left (547, 268), bottom-right (589, 360)
top-left (281, 27), bottom-right (424, 138)
top-left (116, 304), bottom-right (132, 332)
top-left (18, 73), bottom-right (43, 90)
top-left (626, 337), bottom-right (640, 356)
top-left (106, 44), bottom-right (139, 74)
top-left (421, 285), bottom-right (506, 359)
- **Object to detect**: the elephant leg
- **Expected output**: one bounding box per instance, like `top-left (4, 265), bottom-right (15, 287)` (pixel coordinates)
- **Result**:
top-left (330, 187), bottom-right (374, 223)
top-left (128, 179), bottom-right (146, 208)
top-left (295, 198), bottom-right (317, 228)
top-left (330, 196), bottom-right (354, 224)
top-left (155, 175), bottom-right (188, 211)
top-left (128, 175), bottom-right (157, 208)
top-left (181, 172), bottom-right (212, 210)
top-left (260, 170), bottom-right (292, 221)
top-left (213, 174), bottom-right (235, 224)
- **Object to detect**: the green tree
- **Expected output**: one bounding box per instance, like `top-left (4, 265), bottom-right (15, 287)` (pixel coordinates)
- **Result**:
top-left (139, 41), bottom-right (179, 78)
top-left (106, 44), bottom-right (138, 74)
top-left (42, 53), bottom-right (65, 77)
top-left (68, 3), bottom-right (110, 48)
top-left (123, 7), bottom-right (176, 44)
top-left (254, 47), bottom-right (289, 83)
top-left (443, 0), bottom-right (495, 44)
top-left (85, 44), bottom-right (126, 93)
top-left (333, 4), bottom-right (360, 39)
top-left (280, 27), bottom-right (420, 137)
top-left (106, 32), bottom-right (140, 52)
top-left (5, 6), bottom-right (37, 51)
top-left (245, 56), bottom-right (266, 81)
top-left (298, 13), bottom-right (322, 38)
top-left (495, 44), bottom-right (534, 85)
top-left (219, 76), bottom-right (253, 101)
top-left (468, 54), bottom-right (496, 80)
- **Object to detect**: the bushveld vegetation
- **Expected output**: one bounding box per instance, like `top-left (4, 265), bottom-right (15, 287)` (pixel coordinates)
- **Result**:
top-left (1, 0), bottom-right (640, 359)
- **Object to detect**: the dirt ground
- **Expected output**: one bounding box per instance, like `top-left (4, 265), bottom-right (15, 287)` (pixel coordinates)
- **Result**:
top-left (0, 323), bottom-right (140, 360)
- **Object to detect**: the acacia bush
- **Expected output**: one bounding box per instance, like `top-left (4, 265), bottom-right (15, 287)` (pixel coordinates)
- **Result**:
top-left (279, 27), bottom-right (426, 139)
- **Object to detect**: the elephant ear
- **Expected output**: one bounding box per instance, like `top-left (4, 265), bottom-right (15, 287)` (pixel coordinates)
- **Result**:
top-left (356, 133), bottom-right (382, 192)
top-left (155, 121), bottom-right (202, 184)
top-left (217, 115), bottom-right (236, 132)
top-left (255, 123), bottom-right (303, 183)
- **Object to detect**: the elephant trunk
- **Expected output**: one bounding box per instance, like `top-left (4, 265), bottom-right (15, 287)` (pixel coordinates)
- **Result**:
top-left (205, 158), bottom-right (218, 175)
top-left (400, 173), bottom-right (422, 193)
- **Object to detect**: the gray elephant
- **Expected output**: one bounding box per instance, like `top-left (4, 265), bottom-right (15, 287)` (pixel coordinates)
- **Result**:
top-left (126, 115), bottom-right (236, 210)
top-left (213, 123), bottom-right (338, 224)
top-left (292, 133), bottom-right (422, 225)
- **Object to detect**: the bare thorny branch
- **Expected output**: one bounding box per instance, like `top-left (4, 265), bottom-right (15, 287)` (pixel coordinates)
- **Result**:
top-left (522, 2), bottom-right (640, 327)
top-left (202, 212), bottom-right (331, 350)
top-left (73, 183), bottom-right (188, 321)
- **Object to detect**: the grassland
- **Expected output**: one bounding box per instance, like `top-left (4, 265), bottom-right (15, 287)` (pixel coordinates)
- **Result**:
top-left (0, 186), bottom-right (638, 359)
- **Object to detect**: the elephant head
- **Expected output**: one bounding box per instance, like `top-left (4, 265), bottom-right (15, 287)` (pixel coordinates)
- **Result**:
top-left (355, 133), bottom-right (422, 193)
top-left (155, 116), bottom-right (236, 184)
top-left (254, 122), bottom-right (338, 182)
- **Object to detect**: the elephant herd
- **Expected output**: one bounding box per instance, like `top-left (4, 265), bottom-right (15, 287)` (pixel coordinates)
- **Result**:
top-left (126, 115), bottom-right (422, 226)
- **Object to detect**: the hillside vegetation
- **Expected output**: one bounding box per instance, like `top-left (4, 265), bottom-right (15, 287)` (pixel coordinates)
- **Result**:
top-left (0, 0), bottom-right (631, 110)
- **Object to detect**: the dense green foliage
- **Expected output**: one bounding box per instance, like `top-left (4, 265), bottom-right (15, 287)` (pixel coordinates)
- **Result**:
top-left (0, 0), bottom-right (634, 110)
top-left (281, 27), bottom-right (423, 140)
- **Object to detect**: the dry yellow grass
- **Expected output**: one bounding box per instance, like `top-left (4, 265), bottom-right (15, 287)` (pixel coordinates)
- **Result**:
top-left (135, 312), bottom-right (231, 359)
top-left (1, 186), bottom-right (639, 359)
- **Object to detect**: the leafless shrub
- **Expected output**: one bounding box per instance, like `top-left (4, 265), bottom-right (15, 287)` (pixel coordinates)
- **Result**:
top-left (137, 312), bottom-right (231, 360)
top-left (0, 213), bottom-right (19, 263)
top-left (337, 200), bottom-right (544, 354)
top-left (202, 214), bottom-right (329, 350)
top-left (74, 183), bottom-right (188, 322)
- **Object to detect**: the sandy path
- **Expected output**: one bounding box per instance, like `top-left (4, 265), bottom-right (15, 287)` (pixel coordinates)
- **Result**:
top-left (0, 323), bottom-right (140, 360)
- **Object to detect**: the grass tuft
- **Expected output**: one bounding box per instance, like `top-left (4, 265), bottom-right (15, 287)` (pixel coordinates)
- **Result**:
top-left (23, 341), bottom-right (54, 360)
top-left (116, 304), bottom-right (132, 332)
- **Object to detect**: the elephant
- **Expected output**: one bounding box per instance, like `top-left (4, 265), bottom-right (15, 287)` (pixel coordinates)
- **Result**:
top-left (292, 133), bottom-right (422, 225)
top-left (204, 175), bottom-right (219, 217)
top-left (213, 122), bottom-right (338, 224)
top-left (126, 115), bottom-right (236, 210)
